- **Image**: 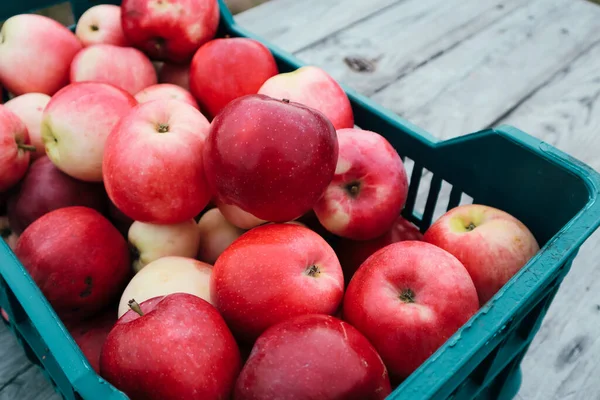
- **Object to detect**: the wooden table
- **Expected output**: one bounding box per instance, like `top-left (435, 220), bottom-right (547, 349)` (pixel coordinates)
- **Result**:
top-left (2, 0), bottom-right (600, 398)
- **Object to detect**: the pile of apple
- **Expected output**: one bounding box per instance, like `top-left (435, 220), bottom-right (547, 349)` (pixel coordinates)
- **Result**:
top-left (0, 0), bottom-right (542, 399)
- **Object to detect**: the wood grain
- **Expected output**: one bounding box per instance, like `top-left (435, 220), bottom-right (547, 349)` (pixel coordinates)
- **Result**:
top-left (0, 326), bottom-right (31, 388)
top-left (370, 0), bottom-right (600, 140)
top-left (235, 0), bottom-right (401, 53)
top-left (0, 360), bottom-right (61, 400)
top-left (497, 41), bottom-right (600, 400)
top-left (294, 0), bottom-right (525, 96)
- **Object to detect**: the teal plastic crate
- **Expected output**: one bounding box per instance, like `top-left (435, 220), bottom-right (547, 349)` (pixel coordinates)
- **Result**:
top-left (2, 1), bottom-right (600, 399)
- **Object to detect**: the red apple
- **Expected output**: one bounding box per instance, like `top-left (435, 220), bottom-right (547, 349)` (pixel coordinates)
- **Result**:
top-left (7, 156), bottom-right (108, 235)
top-left (189, 38), bottom-right (278, 118)
top-left (211, 223), bottom-right (344, 342)
top-left (336, 215), bottom-right (423, 284)
top-left (128, 219), bottom-right (201, 273)
top-left (423, 204), bottom-right (540, 305)
top-left (258, 65), bottom-right (354, 130)
top-left (216, 201), bottom-right (266, 230)
top-left (41, 82), bottom-right (137, 182)
top-left (0, 105), bottom-right (32, 191)
top-left (197, 208), bottom-right (245, 264)
top-left (65, 308), bottom-right (117, 374)
top-left (314, 128), bottom-right (408, 240)
top-left (0, 14), bottom-right (82, 96)
top-left (343, 241), bottom-right (479, 381)
top-left (134, 83), bottom-right (198, 109)
top-left (100, 293), bottom-right (241, 400)
top-left (117, 256), bottom-right (213, 317)
top-left (70, 44), bottom-right (157, 95)
top-left (103, 99), bottom-right (211, 224)
top-left (121, 0), bottom-right (220, 63)
top-left (14, 206), bottom-right (130, 321)
top-left (158, 62), bottom-right (190, 90)
top-left (4, 93), bottom-right (51, 160)
top-left (204, 94), bottom-right (338, 222)
top-left (235, 314), bottom-right (391, 400)
top-left (75, 5), bottom-right (128, 47)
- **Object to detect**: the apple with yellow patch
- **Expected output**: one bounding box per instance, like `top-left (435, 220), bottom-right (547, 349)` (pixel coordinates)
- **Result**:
top-left (128, 219), bottom-right (201, 273)
top-left (117, 256), bottom-right (213, 317)
top-left (217, 200), bottom-right (266, 230)
top-left (4, 93), bottom-right (51, 160)
top-left (313, 128), bottom-right (408, 240)
top-left (75, 5), bottom-right (128, 47)
top-left (423, 204), bottom-right (540, 305)
top-left (197, 208), bottom-right (245, 265)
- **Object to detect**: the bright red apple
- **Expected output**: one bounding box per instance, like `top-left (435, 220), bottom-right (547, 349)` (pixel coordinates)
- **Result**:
top-left (0, 105), bottom-right (32, 191)
top-left (121, 0), bottom-right (220, 63)
top-left (158, 62), bottom-right (190, 90)
top-left (343, 241), bottom-right (479, 381)
top-left (134, 83), bottom-right (198, 109)
top-left (258, 65), bottom-right (354, 130)
top-left (103, 99), bottom-right (211, 224)
top-left (423, 204), bottom-right (540, 305)
top-left (7, 156), bottom-right (108, 235)
top-left (65, 308), bottom-right (117, 374)
top-left (336, 215), bottom-right (423, 285)
top-left (189, 37), bottom-right (278, 118)
top-left (211, 223), bottom-right (344, 343)
top-left (204, 94), bottom-right (338, 222)
top-left (75, 5), bottom-right (128, 47)
top-left (4, 93), bottom-right (51, 160)
top-left (0, 14), bottom-right (82, 96)
top-left (235, 314), bottom-right (391, 400)
top-left (314, 128), bottom-right (408, 240)
top-left (41, 82), bottom-right (138, 182)
top-left (70, 44), bottom-right (157, 95)
top-left (14, 206), bottom-right (130, 321)
top-left (100, 293), bottom-right (241, 400)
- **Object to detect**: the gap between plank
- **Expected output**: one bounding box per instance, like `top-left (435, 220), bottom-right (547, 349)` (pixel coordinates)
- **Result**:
top-left (0, 364), bottom-right (34, 393)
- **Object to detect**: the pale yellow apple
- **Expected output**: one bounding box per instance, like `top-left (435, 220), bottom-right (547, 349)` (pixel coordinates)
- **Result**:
top-left (197, 208), bottom-right (245, 264)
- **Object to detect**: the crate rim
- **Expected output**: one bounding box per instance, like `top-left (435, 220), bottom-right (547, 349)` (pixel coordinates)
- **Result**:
top-left (1, 1), bottom-right (600, 399)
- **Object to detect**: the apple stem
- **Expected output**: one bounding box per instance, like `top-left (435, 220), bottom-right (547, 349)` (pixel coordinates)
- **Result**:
top-left (305, 264), bottom-right (320, 277)
top-left (399, 288), bottom-right (415, 304)
top-left (156, 123), bottom-right (169, 133)
top-left (17, 143), bottom-right (36, 152)
top-left (128, 299), bottom-right (144, 316)
top-left (465, 223), bottom-right (476, 231)
top-left (282, 99), bottom-right (290, 104)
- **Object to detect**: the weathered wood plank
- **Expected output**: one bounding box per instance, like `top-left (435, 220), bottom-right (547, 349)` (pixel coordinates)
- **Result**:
top-left (0, 362), bottom-right (61, 400)
top-left (494, 41), bottom-right (600, 400)
top-left (370, 0), bottom-right (600, 140)
top-left (0, 325), bottom-right (33, 388)
top-left (235, 0), bottom-right (401, 53)
top-left (294, 0), bottom-right (525, 96)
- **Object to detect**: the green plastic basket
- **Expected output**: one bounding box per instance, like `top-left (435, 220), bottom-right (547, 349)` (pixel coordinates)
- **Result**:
top-left (2, 1), bottom-right (600, 399)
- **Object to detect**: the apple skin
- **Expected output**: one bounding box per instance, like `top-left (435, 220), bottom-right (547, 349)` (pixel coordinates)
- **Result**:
top-left (336, 215), bottom-right (423, 285)
top-left (121, 0), bottom-right (220, 63)
top-left (211, 223), bottom-right (344, 343)
top-left (41, 82), bottom-right (137, 182)
top-left (235, 314), bottom-right (391, 400)
top-left (314, 128), bottom-right (408, 241)
top-left (14, 206), bottom-right (130, 321)
top-left (134, 83), bottom-right (198, 109)
top-left (70, 44), bottom-right (157, 95)
top-left (423, 204), bottom-right (540, 305)
top-left (75, 5), bottom-right (128, 47)
top-left (0, 105), bottom-right (32, 192)
top-left (158, 62), bottom-right (190, 90)
top-left (216, 201), bottom-right (266, 230)
top-left (4, 93), bottom-right (51, 160)
top-left (0, 14), bottom-right (82, 96)
top-left (189, 38), bottom-right (278, 118)
top-left (204, 94), bottom-right (339, 222)
top-left (65, 308), bottom-right (117, 374)
top-left (197, 208), bottom-right (245, 265)
top-left (100, 293), bottom-right (241, 400)
top-left (258, 65), bottom-right (354, 130)
top-left (117, 256), bottom-right (213, 317)
top-left (7, 156), bottom-right (108, 235)
top-left (343, 241), bottom-right (479, 381)
top-left (103, 99), bottom-right (211, 224)
top-left (128, 219), bottom-right (202, 273)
